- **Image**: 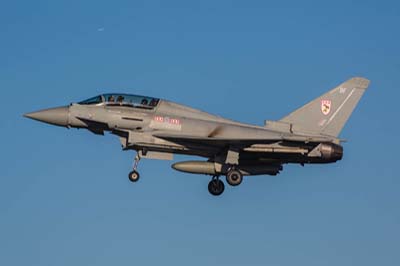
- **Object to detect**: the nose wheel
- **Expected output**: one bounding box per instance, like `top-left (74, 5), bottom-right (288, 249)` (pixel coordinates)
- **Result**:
top-left (128, 153), bottom-right (141, 183)
top-left (128, 170), bottom-right (140, 182)
top-left (208, 176), bottom-right (225, 196)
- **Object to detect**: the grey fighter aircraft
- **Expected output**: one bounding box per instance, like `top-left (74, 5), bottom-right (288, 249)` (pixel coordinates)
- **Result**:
top-left (24, 77), bottom-right (370, 196)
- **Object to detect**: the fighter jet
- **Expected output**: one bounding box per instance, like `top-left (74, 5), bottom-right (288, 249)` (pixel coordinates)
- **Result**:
top-left (24, 77), bottom-right (370, 196)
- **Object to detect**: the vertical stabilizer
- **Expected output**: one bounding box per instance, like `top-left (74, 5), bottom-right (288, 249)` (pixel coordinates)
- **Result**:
top-left (279, 77), bottom-right (370, 137)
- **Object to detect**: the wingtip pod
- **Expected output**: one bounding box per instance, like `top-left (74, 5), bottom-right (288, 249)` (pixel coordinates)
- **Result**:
top-left (347, 77), bottom-right (370, 90)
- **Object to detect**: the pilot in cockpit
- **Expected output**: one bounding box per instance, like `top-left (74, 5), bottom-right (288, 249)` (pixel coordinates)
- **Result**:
top-left (149, 98), bottom-right (158, 107)
top-left (141, 99), bottom-right (149, 106)
top-left (117, 96), bottom-right (124, 104)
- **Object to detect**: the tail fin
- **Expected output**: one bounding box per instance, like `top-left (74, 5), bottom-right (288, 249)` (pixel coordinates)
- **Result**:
top-left (279, 77), bottom-right (370, 137)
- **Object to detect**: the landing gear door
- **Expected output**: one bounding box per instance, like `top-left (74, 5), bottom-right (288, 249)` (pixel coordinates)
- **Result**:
top-left (139, 150), bottom-right (174, 160)
top-left (127, 131), bottom-right (153, 145)
top-left (117, 130), bottom-right (154, 150)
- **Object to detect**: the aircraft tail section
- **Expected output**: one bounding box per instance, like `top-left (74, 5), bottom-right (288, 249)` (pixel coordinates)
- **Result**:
top-left (279, 77), bottom-right (370, 137)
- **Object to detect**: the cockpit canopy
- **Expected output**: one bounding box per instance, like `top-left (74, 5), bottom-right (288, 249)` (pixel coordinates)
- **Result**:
top-left (78, 94), bottom-right (160, 110)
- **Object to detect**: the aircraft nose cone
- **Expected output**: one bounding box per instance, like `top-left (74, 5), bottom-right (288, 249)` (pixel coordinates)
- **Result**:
top-left (24, 106), bottom-right (69, 127)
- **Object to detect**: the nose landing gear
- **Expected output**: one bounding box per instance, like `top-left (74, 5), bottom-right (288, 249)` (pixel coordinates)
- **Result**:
top-left (128, 170), bottom-right (140, 182)
top-left (128, 153), bottom-right (141, 182)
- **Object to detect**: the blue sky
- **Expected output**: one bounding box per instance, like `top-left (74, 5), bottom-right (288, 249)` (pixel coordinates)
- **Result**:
top-left (1, 1), bottom-right (399, 265)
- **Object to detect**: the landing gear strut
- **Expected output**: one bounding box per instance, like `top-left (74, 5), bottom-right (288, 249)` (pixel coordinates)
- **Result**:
top-left (128, 153), bottom-right (141, 182)
top-left (208, 176), bottom-right (225, 196)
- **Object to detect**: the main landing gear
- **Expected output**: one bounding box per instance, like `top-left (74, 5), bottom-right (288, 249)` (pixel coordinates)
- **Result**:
top-left (208, 176), bottom-right (225, 196)
top-left (208, 168), bottom-right (244, 196)
top-left (128, 153), bottom-right (141, 182)
top-left (226, 168), bottom-right (243, 186)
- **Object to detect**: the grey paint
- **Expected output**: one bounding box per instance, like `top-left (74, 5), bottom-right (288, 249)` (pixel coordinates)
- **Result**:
top-left (24, 77), bottom-right (370, 194)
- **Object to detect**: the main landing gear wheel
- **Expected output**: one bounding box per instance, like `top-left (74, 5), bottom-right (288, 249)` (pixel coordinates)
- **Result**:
top-left (128, 170), bottom-right (140, 182)
top-left (208, 178), bottom-right (225, 196)
top-left (226, 169), bottom-right (243, 186)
